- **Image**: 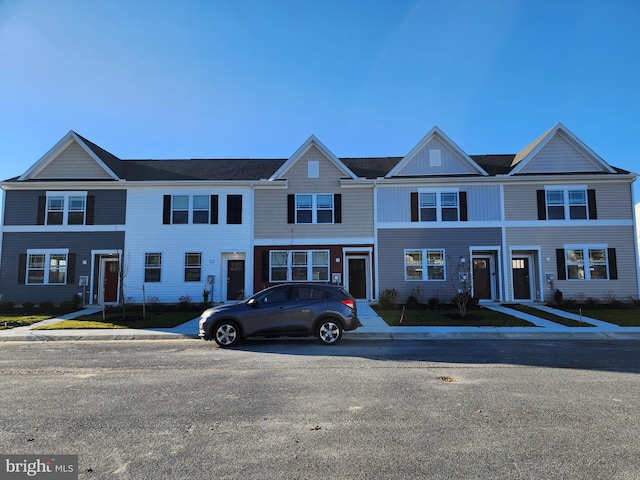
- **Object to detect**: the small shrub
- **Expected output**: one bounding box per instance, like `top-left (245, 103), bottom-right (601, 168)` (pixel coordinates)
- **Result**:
top-left (553, 289), bottom-right (563, 306)
top-left (58, 300), bottom-right (76, 313)
top-left (0, 301), bottom-right (15, 313)
top-left (584, 297), bottom-right (599, 308)
top-left (427, 297), bottom-right (440, 309)
top-left (411, 286), bottom-right (424, 304)
top-left (39, 301), bottom-right (55, 313)
top-left (378, 288), bottom-right (399, 309)
top-left (602, 290), bottom-right (616, 303)
top-left (146, 295), bottom-right (159, 304)
top-left (573, 292), bottom-right (587, 304)
top-left (179, 295), bottom-right (192, 304)
top-left (22, 301), bottom-right (36, 313)
top-left (406, 295), bottom-right (420, 309)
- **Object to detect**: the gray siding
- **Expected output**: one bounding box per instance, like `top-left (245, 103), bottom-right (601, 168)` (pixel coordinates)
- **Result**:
top-left (0, 231), bottom-right (125, 304)
top-left (506, 225), bottom-right (638, 300)
top-left (378, 227), bottom-right (502, 301)
top-left (3, 189), bottom-right (126, 225)
top-left (518, 132), bottom-right (603, 174)
top-left (377, 184), bottom-right (502, 222)
top-left (395, 136), bottom-right (478, 176)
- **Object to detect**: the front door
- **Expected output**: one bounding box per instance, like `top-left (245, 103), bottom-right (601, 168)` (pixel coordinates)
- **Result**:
top-left (348, 258), bottom-right (367, 299)
top-left (472, 258), bottom-right (491, 299)
top-left (512, 257), bottom-right (531, 300)
top-left (227, 260), bottom-right (245, 301)
top-left (103, 260), bottom-right (119, 303)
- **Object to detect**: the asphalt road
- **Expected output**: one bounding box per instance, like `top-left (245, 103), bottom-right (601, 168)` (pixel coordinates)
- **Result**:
top-left (1, 338), bottom-right (639, 479)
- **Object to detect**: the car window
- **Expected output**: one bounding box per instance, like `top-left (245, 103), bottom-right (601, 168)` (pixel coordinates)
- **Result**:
top-left (295, 287), bottom-right (331, 300)
top-left (258, 287), bottom-right (289, 304)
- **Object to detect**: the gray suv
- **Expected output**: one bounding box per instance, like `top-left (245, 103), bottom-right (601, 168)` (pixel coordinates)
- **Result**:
top-left (199, 284), bottom-right (360, 347)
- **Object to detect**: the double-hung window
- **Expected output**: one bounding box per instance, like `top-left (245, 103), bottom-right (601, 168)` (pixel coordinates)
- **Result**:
top-left (404, 249), bottom-right (445, 281)
top-left (192, 196), bottom-right (210, 224)
top-left (172, 196), bottom-right (189, 224)
top-left (164, 195), bottom-right (216, 224)
top-left (295, 194), bottom-right (334, 224)
top-left (45, 192), bottom-right (87, 225)
top-left (540, 187), bottom-right (595, 220)
top-left (563, 247), bottom-right (609, 280)
top-left (25, 251), bottom-right (68, 285)
top-left (269, 250), bottom-right (329, 282)
top-left (145, 253), bottom-right (162, 282)
top-left (184, 253), bottom-right (202, 282)
top-left (419, 191), bottom-right (459, 222)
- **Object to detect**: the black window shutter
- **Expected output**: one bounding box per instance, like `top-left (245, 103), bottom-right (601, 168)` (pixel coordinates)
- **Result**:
top-left (261, 251), bottom-right (270, 282)
top-left (556, 249), bottom-right (566, 280)
top-left (86, 195), bottom-right (95, 225)
top-left (587, 189), bottom-right (597, 219)
top-left (162, 195), bottom-right (171, 224)
top-left (67, 253), bottom-right (76, 285)
top-left (18, 254), bottom-right (27, 284)
top-left (410, 192), bottom-right (419, 222)
top-left (227, 195), bottom-right (242, 224)
top-left (334, 194), bottom-right (342, 223)
top-left (537, 190), bottom-right (547, 220)
top-left (287, 195), bottom-right (295, 224)
top-left (37, 196), bottom-right (46, 225)
top-left (459, 191), bottom-right (468, 221)
top-left (210, 195), bottom-right (218, 224)
top-left (608, 248), bottom-right (617, 280)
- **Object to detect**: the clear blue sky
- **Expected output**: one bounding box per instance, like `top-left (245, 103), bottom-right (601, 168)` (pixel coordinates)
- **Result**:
top-left (1, 0), bottom-right (638, 202)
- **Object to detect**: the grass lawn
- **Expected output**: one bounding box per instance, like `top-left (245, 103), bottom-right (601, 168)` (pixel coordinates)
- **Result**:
top-left (373, 306), bottom-right (536, 327)
top-left (502, 304), bottom-right (595, 327)
top-left (0, 315), bottom-right (53, 330)
top-left (558, 306), bottom-right (640, 327)
top-left (33, 310), bottom-right (199, 330)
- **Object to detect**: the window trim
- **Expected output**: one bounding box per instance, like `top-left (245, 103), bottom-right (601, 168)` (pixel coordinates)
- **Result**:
top-left (25, 249), bottom-right (69, 285)
top-left (144, 252), bottom-right (162, 283)
top-left (541, 186), bottom-right (594, 221)
top-left (416, 189), bottom-right (462, 223)
top-left (45, 191), bottom-right (88, 226)
top-left (269, 249), bottom-right (330, 282)
top-left (404, 248), bottom-right (446, 281)
top-left (561, 245), bottom-right (610, 281)
top-left (184, 252), bottom-right (202, 282)
top-left (294, 193), bottom-right (335, 224)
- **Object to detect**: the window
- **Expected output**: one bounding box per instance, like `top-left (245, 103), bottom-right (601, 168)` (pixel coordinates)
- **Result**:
top-left (226, 195), bottom-right (243, 224)
top-left (540, 187), bottom-right (595, 220)
top-left (163, 195), bottom-right (216, 224)
top-left (184, 253), bottom-right (202, 282)
top-left (404, 249), bottom-right (445, 281)
top-left (419, 192), bottom-right (459, 222)
top-left (145, 253), bottom-right (162, 282)
top-left (172, 196), bottom-right (189, 224)
top-left (44, 192), bottom-right (87, 225)
top-left (565, 248), bottom-right (609, 280)
top-left (269, 250), bottom-right (330, 282)
top-left (193, 196), bottom-right (210, 224)
top-left (295, 194), bottom-right (334, 224)
top-left (26, 252), bottom-right (67, 285)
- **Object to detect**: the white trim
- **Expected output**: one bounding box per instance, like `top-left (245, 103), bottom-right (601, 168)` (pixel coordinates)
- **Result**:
top-left (343, 250), bottom-right (372, 300)
top-left (386, 126), bottom-right (488, 178)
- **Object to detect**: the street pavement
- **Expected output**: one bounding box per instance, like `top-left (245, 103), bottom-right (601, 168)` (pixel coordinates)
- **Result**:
top-left (1, 301), bottom-right (639, 342)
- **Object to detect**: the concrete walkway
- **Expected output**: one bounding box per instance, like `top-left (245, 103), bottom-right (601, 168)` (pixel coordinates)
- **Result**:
top-left (1, 302), bottom-right (639, 342)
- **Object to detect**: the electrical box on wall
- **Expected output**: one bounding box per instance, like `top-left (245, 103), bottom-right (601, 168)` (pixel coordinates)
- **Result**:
top-left (332, 273), bottom-right (341, 284)
top-left (207, 275), bottom-right (215, 285)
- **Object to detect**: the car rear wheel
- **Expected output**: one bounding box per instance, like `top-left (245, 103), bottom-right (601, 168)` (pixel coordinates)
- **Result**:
top-left (213, 321), bottom-right (241, 347)
top-left (317, 319), bottom-right (342, 345)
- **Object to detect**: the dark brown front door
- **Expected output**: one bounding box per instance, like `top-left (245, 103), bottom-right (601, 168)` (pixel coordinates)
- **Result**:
top-left (348, 258), bottom-right (366, 299)
top-left (472, 258), bottom-right (491, 299)
top-left (104, 261), bottom-right (119, 303)
top-left (227, 260), bottom-right (245, 301)
top-left (512, 258), bottom-right (531, 300)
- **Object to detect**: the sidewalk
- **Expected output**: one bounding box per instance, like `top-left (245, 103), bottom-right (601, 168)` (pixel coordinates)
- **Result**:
top-left (1, 302), bottom-right (640, 342)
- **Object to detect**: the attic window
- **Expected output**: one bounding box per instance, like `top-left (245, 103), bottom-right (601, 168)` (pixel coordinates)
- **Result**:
top-left (308, 161), bottom-right (319, 178)
top-left (429, 149), bottom-right (441, 167)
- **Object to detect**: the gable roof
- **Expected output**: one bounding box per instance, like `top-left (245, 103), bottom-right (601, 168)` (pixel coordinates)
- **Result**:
top-left (386, 126), bottom-right (489, 178)
top-left (269, 135), bottom-right (358, 181)
top-left (18, 131), bottom-right (122, 181)
top-left (509, 123), bottom-right (617, 175)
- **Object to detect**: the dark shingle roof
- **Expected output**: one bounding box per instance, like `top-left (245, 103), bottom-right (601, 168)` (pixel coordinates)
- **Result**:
top-left (121, 159), bottom-right (286, 181)
top-left (74, 132), bottom-right (125, 178)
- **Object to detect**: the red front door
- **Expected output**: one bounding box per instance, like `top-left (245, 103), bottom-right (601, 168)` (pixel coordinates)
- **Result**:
top-left (104, 261), bottom-right (119, 302)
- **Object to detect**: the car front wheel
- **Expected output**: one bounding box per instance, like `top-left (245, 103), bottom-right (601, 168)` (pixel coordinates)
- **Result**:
top-left (317, 319), bottom-right (342, 345)
top-left (213, 321), bottom-right (241, 347)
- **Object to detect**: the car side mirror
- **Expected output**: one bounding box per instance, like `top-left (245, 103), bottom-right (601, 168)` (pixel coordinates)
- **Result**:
top-left (247, 298), bottom-right (257, 307)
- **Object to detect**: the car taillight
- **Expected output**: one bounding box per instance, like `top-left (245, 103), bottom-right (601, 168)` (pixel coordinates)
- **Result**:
top-left (341, 299), bottom-right (355, 309)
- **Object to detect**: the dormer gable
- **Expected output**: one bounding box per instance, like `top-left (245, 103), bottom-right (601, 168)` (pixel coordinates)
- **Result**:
top-left (18, 131), bottom-right (122, 181)
top-left (269, 135), bottom-right (358, 182)
top-left (509, 123), bottom-right (616, 175)
top-left (386, 126), bottom-right (488, 178)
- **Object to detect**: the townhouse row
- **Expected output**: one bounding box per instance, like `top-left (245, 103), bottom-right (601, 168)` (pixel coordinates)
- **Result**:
top-left (1, 124), bottom-right (638, 306)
